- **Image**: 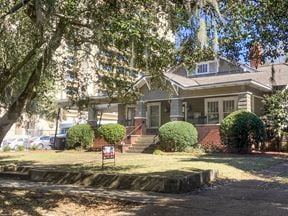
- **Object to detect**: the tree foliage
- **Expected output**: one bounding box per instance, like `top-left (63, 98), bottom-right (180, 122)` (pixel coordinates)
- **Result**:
top-left (1, 0), bottom-right (288, 144)
top-left (263, 90), bottom-right (288, 149)
top-left (0, 0), bottom-right (188, 142)
top-left (219, 0), bottom-right (288, 62)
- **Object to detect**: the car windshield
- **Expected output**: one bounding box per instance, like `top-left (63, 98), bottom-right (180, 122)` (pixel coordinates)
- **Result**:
top-left (60, 128), bottom-right (70, 134)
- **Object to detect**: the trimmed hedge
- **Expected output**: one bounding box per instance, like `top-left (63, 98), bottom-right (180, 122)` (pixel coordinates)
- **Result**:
top-left (66, 124), bottom-right (94, 149)
top-left (159, 121), bottom-right (198, 152)
top-left (97, 123), bottom-right (126, 145)
top-left (220, 110), bottom-right (266, 152)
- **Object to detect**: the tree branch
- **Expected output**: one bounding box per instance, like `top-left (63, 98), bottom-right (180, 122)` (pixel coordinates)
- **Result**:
top-left (0, 0), bottom-right (31, 20)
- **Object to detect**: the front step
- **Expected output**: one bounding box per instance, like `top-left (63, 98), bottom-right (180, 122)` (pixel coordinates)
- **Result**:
top-left (0, 171), bottom-right (30, 180)
top-left (126, 135), bottom-right (158, 153)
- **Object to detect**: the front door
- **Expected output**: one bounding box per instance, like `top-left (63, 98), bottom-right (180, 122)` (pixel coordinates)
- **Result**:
top-left (147, 103), bottom-right (161, 128)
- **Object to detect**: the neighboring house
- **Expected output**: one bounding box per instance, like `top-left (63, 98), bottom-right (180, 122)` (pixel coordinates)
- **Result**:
top-left (115, 57), bottom-right (288, 147)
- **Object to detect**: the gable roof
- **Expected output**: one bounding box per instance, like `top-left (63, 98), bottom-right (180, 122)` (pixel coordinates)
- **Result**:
top-left (163, 63), bottom-right (288, 92)
top-left (133, 57), bottom-right (288, 92)
top-left (164, 71), bottom-right (271, 91)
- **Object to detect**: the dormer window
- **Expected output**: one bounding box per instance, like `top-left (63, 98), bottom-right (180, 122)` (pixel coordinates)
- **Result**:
top-left (197, 63), bottom-right (208, 74)
top-left (186, 60), bottom-right (219, 76)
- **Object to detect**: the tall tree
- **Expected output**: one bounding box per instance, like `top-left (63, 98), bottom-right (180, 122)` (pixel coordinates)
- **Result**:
top-left (0, 0), bottom-right (188, 143)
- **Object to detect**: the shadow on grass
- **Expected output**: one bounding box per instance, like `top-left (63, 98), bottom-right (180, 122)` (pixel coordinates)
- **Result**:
top-left (0, 155), bottom-right (36, 167)
top-left (0, 188), bottom-right (135, 216)
top-left (179, 153), bottom-right (286, 173)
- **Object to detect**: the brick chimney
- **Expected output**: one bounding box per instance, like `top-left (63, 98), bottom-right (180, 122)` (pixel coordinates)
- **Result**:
top-left (249, 42), bottom-right (263, 69)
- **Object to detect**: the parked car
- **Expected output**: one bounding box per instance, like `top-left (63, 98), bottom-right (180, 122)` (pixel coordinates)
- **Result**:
top-left (30, 136), bottom-right (52, 150)
top-left (2, 137), bottom-right (29, 150)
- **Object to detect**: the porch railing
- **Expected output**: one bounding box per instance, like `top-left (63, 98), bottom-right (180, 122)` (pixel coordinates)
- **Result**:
top-left (122, 121), bottom-right (144, 142)
top-left (187, 116), bottom-right (207, 125)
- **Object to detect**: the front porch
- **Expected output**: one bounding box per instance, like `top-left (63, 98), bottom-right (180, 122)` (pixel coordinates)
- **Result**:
top-left (119, 93), bottom-right (263, 150)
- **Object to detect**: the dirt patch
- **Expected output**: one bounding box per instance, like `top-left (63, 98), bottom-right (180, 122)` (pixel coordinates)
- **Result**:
top-left (0, 188), bottom-right (142, 216)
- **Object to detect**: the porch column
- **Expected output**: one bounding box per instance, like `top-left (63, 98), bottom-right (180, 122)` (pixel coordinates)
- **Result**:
top-left (134, 101), bottom-right (146, 135)
top-left (88, 105), bottom-right (98, 128)
top-left (170, 98), bottom-right (184, 121)
top-left (238, 93), bottom-right (252, 112)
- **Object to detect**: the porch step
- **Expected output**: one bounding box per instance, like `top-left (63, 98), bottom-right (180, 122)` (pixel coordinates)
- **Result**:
top-left (0, 171), bottom-right (30, 180)
top-left (126, 135), bottom-right (158, 153)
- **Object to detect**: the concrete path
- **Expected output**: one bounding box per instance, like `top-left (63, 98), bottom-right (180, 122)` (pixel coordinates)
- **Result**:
top-left (1, 162), bottom-right (288, 215)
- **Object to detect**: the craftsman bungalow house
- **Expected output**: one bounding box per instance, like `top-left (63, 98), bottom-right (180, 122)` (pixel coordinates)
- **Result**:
top-left (116, 57), bottom-right (288, 148)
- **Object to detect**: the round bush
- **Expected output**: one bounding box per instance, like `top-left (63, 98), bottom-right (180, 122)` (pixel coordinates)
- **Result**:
top-left (66, 124), bottom-right (94, 149)
top-left (97, 123), bottom-right (126, 145)
top-left (159, 121), bottom-right (198, 152)
top-left (220, 110), bottom-right (266, 152)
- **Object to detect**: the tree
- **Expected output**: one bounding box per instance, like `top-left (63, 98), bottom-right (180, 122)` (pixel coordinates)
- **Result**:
top-left (219, 0), bottom-right (288, 62)
top-left (1, 0), bottom-right (288, 144)
top-left (263, 90), bottom-right (288, 150)
top-left (0, 1), bottom-right (188, 143)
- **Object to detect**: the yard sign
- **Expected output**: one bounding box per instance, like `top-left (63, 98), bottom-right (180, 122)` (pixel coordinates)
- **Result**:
top-left (102, 145), bottom-right (115, 168)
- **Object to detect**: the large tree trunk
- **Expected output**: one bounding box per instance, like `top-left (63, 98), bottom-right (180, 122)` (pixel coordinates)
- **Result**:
top-left (0, 19), bottom-right (66, 144)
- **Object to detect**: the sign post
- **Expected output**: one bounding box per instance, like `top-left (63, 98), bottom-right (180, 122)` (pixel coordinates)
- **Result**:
top-left (101, 145), bottom-right (115, 169)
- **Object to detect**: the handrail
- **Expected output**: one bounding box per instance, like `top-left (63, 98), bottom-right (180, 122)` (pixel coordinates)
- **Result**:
top-left (121, 122), bottom-right (144, 143)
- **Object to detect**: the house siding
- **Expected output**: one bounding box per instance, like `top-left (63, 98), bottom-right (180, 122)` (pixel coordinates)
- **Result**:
top-left (254, 97), bottom-right (264, 116)
top-left (141, 85), bottom-right (171, 101)
top-left (118, 104), bottom-right (126, 125)
top-left (179, 86), bottom-right (245, 98)
top-left (238, 93), bottom-right (252, 111)
top-left (218, 59), bottom-right (242, 73)
top-left (209, 61), bottom-right (218, 73)
top-left (161, 101), bottom-right (170, 125)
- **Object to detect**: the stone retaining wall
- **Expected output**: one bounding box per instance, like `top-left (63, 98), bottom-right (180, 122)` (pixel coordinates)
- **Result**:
top-left (28, 169), bottom-right (218, 193)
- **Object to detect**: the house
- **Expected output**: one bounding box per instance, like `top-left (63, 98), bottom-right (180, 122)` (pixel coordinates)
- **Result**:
top-left (114, 57), bottom-right (288, 149)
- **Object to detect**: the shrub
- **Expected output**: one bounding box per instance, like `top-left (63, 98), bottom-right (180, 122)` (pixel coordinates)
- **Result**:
top-left (220, 110), bottom-right (266, 153)
top-left (97, 124), bottom-right (126, 145)
top-left (159, 121), bottom-right (198, 152)
top-left (66, 124), bottom-right (94, 149)
top-left (3, 146), bottom-right (11, 152)
top-left (153, 149), bottom-right (164, 155)
top-left (16, 145), bottom-right (25, 151)
top-left (31, 144), bottom-right (38, 151)
top-left (185, 146), bottom-right (205, 155)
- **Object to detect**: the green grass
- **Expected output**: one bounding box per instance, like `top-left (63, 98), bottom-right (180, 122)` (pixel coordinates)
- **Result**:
top-left (0, 151), bottom-right (286, 180)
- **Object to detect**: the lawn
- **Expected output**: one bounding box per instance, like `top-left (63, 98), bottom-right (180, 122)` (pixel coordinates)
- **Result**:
top-left (0, 150), bottom-right (286, 181)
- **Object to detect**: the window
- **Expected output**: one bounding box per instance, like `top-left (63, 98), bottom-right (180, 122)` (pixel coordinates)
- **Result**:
top-left (207, 101), bottom-right (219, 124)
top-left (223, 100), bottom-right (235, 118)
top-left (197, 63), bottom-right (208, 74)
top-left (205, 97), bottom-right (237, 124)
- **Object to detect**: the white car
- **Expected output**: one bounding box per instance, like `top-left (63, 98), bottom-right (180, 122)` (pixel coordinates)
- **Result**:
top-left (30, 136), bottom-right (52, 150)
top-left (2, 138), bottom-right (28, 150)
